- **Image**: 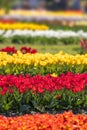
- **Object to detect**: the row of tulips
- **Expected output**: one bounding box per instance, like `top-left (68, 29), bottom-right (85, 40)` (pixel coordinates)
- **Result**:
top-left (0, 30), bottom-right (87, 38)
top-left (0, 22), bottom-right (49, 30)
top-left (1, 18), bottom-right (87, 27)
top-left (0, 51), bottom-right (87, 66)
top-left (0, 72), bottom-right (86, 114)
top-left (0, 9), bottom-right (83, 16)
top-left (1, 20), bottom-right (87, 32)
top-left (0, 46), bottom-right (37, 54)
top-left (0, 72), bottom-right (87, 94)
top-left (1, 10), bottom-right (86, 22)
top-left (1, 52), bottom-right (87, 75)
top-left (0, 111), bottom-right (87, 130)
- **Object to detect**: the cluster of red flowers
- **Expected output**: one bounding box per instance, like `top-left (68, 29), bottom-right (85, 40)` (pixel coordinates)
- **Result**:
top-left (0, 72), bottom-right (87, 95)
top-left (0, 46), bottom-right (37, 54)
top-left (0, 111), bottom-right (87, 130)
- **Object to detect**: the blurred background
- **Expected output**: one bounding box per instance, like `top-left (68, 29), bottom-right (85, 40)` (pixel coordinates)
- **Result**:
top-left (0, 0), bottom-right (87, 55)
top-left (0, 0), bottom-right (87, 12)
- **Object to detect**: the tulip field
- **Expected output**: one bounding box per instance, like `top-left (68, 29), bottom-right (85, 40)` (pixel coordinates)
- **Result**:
top-left (0, 13), bottom-right (87, 129)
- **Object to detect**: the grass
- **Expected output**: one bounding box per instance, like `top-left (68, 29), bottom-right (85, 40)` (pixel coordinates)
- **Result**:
top-left (0, 43), bottom-right (81, 55)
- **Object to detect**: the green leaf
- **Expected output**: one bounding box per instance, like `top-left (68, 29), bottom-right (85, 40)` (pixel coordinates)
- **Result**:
top-left (2, 100), bottom-right (13, 111)
top-left (75, 99), bottom-right (83, 106)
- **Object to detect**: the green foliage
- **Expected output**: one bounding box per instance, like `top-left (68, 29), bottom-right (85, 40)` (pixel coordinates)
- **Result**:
top-left (0, 63), bottom-right (87, 76)
top-left (0, 35), bottom-right (81, 45)
top-left (48, 24), bottom-right (87, 32)
top-left (0, 89), bottom-right (87, 115)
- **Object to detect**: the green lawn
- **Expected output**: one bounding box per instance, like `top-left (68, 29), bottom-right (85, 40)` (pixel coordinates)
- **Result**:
top-left (0, 43), bottom-right (81, 55)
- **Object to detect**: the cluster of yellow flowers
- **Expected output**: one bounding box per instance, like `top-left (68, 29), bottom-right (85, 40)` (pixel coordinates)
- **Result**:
top-left (0, 22), bottom-right (49, 30)
top-left (0, 51), bottom-right (87, 67)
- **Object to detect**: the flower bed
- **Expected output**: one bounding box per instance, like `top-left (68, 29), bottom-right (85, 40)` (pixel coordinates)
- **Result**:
top-left (1, 51), bottom-right (87, 66)
top-left (0, 111), bottom-right (87, 130)
top-left (0, 22), bottom-right (49, 30)
top-left (0, 10), bottom-right (87, 128)
top-left (0, 72), bottom-right (87, 93)
top-left (0, 72), bottom-right (86, 114)
top-left (0, 22), bottom-right (87, 45)
top-left (0, 30), bottom-right (87, 39)
top-left (0, 9), bottom-right (86, 22)
top-left (0, 51), bottom-right (87, 75)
